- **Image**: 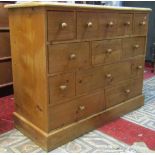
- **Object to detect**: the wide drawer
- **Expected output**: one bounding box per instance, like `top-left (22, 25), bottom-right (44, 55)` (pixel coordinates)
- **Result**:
top-left (92, 39), bottom-right (122, 65)
top-left (104, 61), bottom-right (131, 87)
top-left (0, 3), bottom-right (9, 27)
top-left (0, 60), bottom-right (12, 85)
top-left (0, 32), bottom-right (11, 58)
top-left (47, 11), bottom-right (76, 41)
top-left (105, 78), bottom-right (143, 108)
top-left (134, 14), bottom-right (148, 35)
top-left (48, 42), bottom-right (90, 74)
top-left (122, 37), bottom-right (146, 59)
top-left (49, 72), bottom-right (75, 105)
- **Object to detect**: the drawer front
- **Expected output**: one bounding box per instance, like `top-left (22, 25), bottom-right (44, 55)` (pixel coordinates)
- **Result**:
top-left (104, 61), bottom-right (131, 87)
top-left (0, 3), bottom-right (9, 27)
top-left (0, 32), bottom-right (11, 58)
top-left (48, 42), bottom-right (90, 74)
top-left (105, 79), bottom-right (143, 108)
top-left (92, 39), bottom-right (122, 65)
top-left (49, 72), bottom-right (75, 105)
top-left (131, 56), bottom-right (145, 78)
top-left (122, 37), bottom-right (146, 59)
top-left (76, 67), bottom-right (104, 95)
top-left (77, 12), bottom-right (100, 40)
top-left (49, 101), bottom-right (77, 130)
top-left (0, 60), bottom-right (12, 85)
top-left (134, 14), bottom-right (148, 35)
top-left (47, 11), bottom-right (76, 41)
top-left (77, 91), bottom-right (105, 120)
top-left (117, 14), bottom-right (133, 36)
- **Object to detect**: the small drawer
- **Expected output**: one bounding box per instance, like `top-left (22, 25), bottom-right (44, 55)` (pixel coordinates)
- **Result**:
top-left (104, 61), bottom-right (131, 87)
top-left (117, 14), bottom-right (133, 36)
top-left (49, 101), bottom-right (77, 130)
top-left (49, 72), bottom-right (75, 105)
top-left (47, 11), bottom-right (76, 41)
top-left (48, 42), bottom-right (90, 74)
top-left (0, 32), bottom-right (11, 58)
top-left (105, 79), bottom-right (143, 108)
top-left (77, 91), bottom-right (105, 120)
top-left (0, 60), bottom-right (12, 85)
top-left (92, 39), bottom-right (122, 65)
top-left (77, 12), bottom-right (100, 40)
top-left (0, 3), bottom-right (9, 27)
top-left (122, 37), bottom-right (146, 59)
top-left (131, 56), bottom-right (145, 78)
top-left (76, 67), bottom-right (105, 95)
top-left (134, 14), bottom-right (148, 35)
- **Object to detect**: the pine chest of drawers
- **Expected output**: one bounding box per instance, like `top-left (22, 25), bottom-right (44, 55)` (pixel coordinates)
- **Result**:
top-left (6, 2), bottom-right (151, 151)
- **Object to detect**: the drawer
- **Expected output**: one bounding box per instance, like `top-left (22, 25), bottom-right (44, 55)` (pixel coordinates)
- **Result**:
top-left (0, 32), bottom-right (11, 58)
top-left (117, 14), bottom-right (133, 36)
top-left (131, 56), bottom-right (145, 78)
top-left (77, 91), bottom-right (105, 120)
top-left (134, 14), bottom-right (148, 35)
top-left (92, 39), bottom-right (122, 65)
top-left (0, 3), bottom-right (9, 27)
top-left (77, 12), bottom-right (100, 40)
top-left (47, 11), bottom-right (76, 41)
top-left (49, 72), bottom-right (75, 105)
top-left (105, 79), bottom-right (143, 108)
top-left (48, 42), bottom-right (90, 74)
top-left (104, 61), bottom-right (131, 87)
top-left (49, 101), bottom-right (77, 130)
top-left (122, 37), bottom-right (146, 59)
top-left (0, 60), bottom-right (12, 85)
top-left (76, 67), bottom-right (105, 95)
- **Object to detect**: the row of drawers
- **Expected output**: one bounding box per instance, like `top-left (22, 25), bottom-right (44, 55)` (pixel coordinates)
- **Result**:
top-left (49, 56), bottom-right (144, 105)
top-left (48, 36), bottom-right (145, 74)
top-left (49, 78), bottom-right (143, 130)
top-left (47, 11), bottom-right (148, 41)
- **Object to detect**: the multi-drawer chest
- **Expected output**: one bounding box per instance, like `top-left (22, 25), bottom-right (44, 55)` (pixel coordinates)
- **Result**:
top-left (6, 2), bottom-right (151, 151)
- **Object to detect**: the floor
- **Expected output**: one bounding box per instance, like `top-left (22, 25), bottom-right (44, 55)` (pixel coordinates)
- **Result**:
top-left (0, 66), bottom-right (155, 153)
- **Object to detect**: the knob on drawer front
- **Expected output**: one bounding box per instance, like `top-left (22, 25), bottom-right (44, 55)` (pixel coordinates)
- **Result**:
top-left (59, 85), bottom-right (67, 90)
top-left (139, 21), bottom-right (146, 26)
top-left (79, 105), bottom-right (85, 111)
top-left (137, 65), bottom-right (143, 70)
top-left (69, 54), bottom-right (76, 60)
top-left (124, 21), bottom-right (131, 26)
top-left (107, 21), bottom-right (114, 27)
top-left (134, 44), bottom-right (140, 49)
top-left (106, 48), bottom-right (113, 54)
top-left (87, 22), bottom-right (93, 27)
top-left (106, 73), bottom-right (112, 78)
top-left (125, 89), bottom-right (131, 94)
top-left (61, 22), bottom-right (67, 28)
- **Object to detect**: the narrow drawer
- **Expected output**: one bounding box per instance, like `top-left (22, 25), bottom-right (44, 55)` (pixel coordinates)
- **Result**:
top-left (131, 56), bottom-right (145, 78)
top-left (49, 72), bottom-right (75, 105)
top-left (92, 39), bottom-right (122, 65)
top-left (76, 67), bottom-right (105, 95)
top-left (47, 11), bottom-right (76, 41)
top-left (0, 60), bottom-right (12, 85)
top-left (104, 61), bottom-right (131, 87)
top-left (49, 101), bottom-right (77, 130)
top-left (0, 32), bottom-right (11, 58)
top-left (122, 37), bottom-right (146, 59)
top-left (134, 14), bottom-right (148, 35)
top-left (0, 3), bottom-right (9, 27)
top-left (48, 42), bottom-right (90, 74)
top-left (77, 91), bottom-right (105, 120)
top-left (105, 79), bottom-right (143, 108)
top-left (77, 12), bottom-right (100, 40)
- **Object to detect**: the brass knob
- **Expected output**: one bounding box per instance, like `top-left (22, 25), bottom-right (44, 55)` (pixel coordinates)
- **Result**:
top-left (108, 21), bottom-right (114, 27)
top-left (61, 22), bottom-right (67, 28)
top-left (125, 89), bottom-right (130, 94)
top-left (106, 74), bottom-right (112, 78)
top-left (87, 22), bottom-right (93, 27)
top-left (139, 21), bottom-right (146, 26)
top-left (137, 65), bottom-right (143, 69)
top-left (69, 54), bottom-right (76, 60)
top-left (106, 48), bottom-right (113, 54)
top-left (124, 21), bottom-right (131, 26)
top-left (59, 85), bottom-right (67, 90)
top-left (134, 44), bottom-right (140, 49)
top-left (79, 105), bottom-right (85, 111)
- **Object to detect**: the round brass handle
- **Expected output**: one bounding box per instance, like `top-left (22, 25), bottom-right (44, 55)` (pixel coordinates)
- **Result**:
top-left (139, 21), bottom-right (146, 25)
top-left (124, 21), bottom-right (131, 26)
top-left (69, 54), bottom-right (76, 60)
top-left (79, 105), bottom-right (85, 111)
top-left (59, 85), bottom-right (67, 90)
top-left (61, 22), bottom-right (67, 28)
top-left (106, 74), bottom-right (112, 78)
top-left (125, 89), bottom-right (130, 94)
top-left (108, 21), bottom-right (114, 27)
top-left (137, 65), bottom-right (143, 69)
top-left (134, 44), bottom-right (140, 49)
top-left (106, 48), bottom-right (113, 53)
top-left (87, 22), bottom-right (93, 27)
